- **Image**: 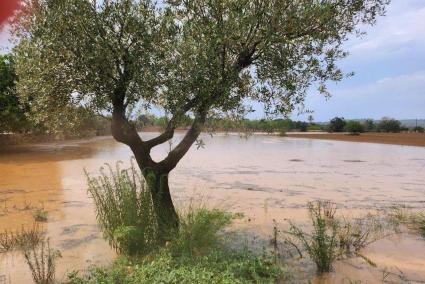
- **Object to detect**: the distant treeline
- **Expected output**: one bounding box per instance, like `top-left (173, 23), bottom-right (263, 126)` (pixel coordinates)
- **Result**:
top-left (137, 114), bottom-right (424, 134)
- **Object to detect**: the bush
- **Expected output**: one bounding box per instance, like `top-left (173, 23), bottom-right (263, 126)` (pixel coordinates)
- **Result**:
top-left (328, 117), bottom-right (346, 133)
top-left (85, 161), bottom-right (158, 256)
top-left (345, 121), bottom-right (365, 135)
top-left (377, 118), bottom-right (401, 133)
top-left (170, 205), bottom-right (234, 257)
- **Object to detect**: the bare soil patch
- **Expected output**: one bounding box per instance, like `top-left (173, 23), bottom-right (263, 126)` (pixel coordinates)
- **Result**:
top-left (286, 132), bottom-right (425, 147)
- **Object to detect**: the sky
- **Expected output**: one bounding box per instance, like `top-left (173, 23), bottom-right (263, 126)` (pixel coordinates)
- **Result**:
top-left (1, 0), bottom-right (424, 122)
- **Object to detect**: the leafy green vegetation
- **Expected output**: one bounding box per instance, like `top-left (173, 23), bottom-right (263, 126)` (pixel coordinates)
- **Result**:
top-left (65, 249), bottom-right (284, 284)
top-left (0, 54), bottom-right (31, 133)
top-left (170, 206), bottom-right (234, 258)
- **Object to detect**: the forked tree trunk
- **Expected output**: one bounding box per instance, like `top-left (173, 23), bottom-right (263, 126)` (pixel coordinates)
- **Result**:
top-left (143, 168), bottom-right (179, 243)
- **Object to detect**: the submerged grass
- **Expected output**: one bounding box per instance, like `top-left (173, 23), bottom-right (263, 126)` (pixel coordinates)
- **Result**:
top-left (0, 223), bottom-right (44, 252)
top-left (282, 201), bottom-right (387, 274)
top-left (387, 206), bottom-right (425, 237)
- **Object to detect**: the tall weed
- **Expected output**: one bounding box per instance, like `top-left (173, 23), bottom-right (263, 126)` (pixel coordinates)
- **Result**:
top-left (85, 161), bottom-right (158, 256)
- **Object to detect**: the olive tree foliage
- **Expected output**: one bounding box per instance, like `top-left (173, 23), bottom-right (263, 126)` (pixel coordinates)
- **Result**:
top-left (13, 0), bottom-right (389, 229)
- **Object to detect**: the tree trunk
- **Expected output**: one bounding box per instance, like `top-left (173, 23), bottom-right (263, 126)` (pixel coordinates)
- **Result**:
top-left (143, 168), bottom-right (179, 243)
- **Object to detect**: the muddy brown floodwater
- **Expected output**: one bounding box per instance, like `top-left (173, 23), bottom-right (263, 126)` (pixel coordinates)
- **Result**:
top-left (1, 133), bottom-right (425, 283)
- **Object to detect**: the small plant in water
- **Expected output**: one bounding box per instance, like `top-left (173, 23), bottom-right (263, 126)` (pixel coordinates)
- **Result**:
top-left (0, 223), bottom-right (44, 252)
top-left (24, 238), bottom-right (61, 284)
top-left (387, 206), bottom-right (425, 237)
top-left (85, 160), bottom-right (158, 256)
top-left (33, 208), bottom-right (48, 222)
top-left (284, 201), bottom-right (339, 274)
top-left (283, 200), bottom-right (386, 274)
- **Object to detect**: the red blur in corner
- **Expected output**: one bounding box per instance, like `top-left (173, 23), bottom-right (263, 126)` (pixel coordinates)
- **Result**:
top-left (0, 0), bottom-right (19, 27)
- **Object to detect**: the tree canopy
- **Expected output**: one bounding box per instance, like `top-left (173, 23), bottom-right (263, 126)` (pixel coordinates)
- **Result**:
top-left (0, 54), bottom-right (29, 133)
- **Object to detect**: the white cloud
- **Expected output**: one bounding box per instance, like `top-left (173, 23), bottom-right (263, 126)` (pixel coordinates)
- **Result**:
top-left (303, 70), bottom-right (425, 120)
top-left (349, 2), bottom-right (425, 57)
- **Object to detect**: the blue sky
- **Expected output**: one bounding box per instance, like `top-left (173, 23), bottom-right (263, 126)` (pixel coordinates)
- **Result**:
top-left (1, 0), bottom-right (424, 122)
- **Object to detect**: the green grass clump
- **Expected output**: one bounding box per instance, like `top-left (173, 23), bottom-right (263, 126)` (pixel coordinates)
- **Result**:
top-left (85, 161), bottom-right (158, 256)
top-left (66, 251), bottom-right (282, 284)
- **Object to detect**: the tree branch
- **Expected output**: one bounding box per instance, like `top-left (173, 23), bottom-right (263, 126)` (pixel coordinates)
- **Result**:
top-left (157, 110), bottom-right (207, 173)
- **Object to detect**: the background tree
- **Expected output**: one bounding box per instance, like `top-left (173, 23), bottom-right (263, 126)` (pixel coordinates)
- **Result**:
top-left (377, 117), bottom-right (401, 133)
top-left (307, 115), bottom-right (314, 125)
top-left (328, 117), bottom-right (346, 132)
top-left (13, 0), bottom-right (389, 236)
top-left (345, 120), bottom-right (364, 135)
top-left (363, 119), bottom-right (376, 132)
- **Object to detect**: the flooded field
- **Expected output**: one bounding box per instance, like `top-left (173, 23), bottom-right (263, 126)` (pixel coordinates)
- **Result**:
top-left (1, 133), bottom-right (425, 283)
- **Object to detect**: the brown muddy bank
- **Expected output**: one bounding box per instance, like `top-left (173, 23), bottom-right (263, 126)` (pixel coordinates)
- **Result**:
top-left (0, 133), bottom-right (425, 283)
top-left (286, 132), bottom-right (425, 147)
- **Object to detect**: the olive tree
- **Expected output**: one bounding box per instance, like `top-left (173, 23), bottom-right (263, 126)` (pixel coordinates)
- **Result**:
top-left (13, 0), bottom-right (389, 235)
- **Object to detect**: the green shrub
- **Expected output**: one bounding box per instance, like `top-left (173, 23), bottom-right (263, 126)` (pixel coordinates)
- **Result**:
top-left (85, 161), bottom-right (158, 256)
